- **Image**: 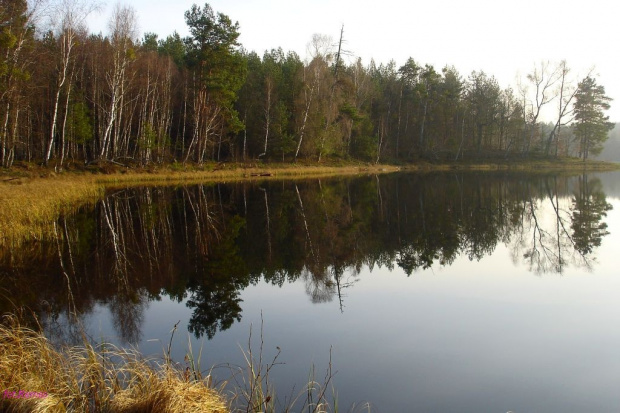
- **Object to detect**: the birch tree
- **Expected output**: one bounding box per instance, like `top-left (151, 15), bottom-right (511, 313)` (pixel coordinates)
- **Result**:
top-left (294, 34), bottom-right (332, 161)
top-left (99, 3), bottom-right (138, 160)
top-left (44, 0), bottom-right (99, 165)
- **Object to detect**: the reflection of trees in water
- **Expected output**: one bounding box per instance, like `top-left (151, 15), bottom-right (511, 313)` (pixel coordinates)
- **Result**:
top-left (507, 175), bottom-right (611, 274)
top-left (0, 173), bottom-right (613, 342)
top-left (108, 290), bottom-right (147, 344)
top-left (508, 178), bottom-right (581, 275)
top-left (39, 310), bottom-right (93, 348)
top-left (186, 216), bottom-right (247, 339)
top-left (303, 267), bottom-right (335, 304)
top-left (571, 175), bottom-right (612, 256)
top-left (0, 185), bottom-right (248, 341)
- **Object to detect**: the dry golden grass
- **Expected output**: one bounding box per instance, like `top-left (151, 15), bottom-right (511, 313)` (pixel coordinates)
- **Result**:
top-left (0, 317), bottom-right (227, 413)
top-left (1, 157), bottom-right (616, 245)
top-left (0, 317), bottom-right (339, 413)
top-left (95, 163), bottom-right (401, 187)
top-left (0, 163), bottom-right (399, 246)
top-left (0, 176), bottom-right (103, 247)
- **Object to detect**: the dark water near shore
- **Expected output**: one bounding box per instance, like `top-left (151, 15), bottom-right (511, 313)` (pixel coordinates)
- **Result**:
top-left (2, 171), bottom-right (620, 412)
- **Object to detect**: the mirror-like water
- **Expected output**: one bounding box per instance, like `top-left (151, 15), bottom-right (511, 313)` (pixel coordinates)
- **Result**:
top-left (2, 171), bottom-right (620, 412)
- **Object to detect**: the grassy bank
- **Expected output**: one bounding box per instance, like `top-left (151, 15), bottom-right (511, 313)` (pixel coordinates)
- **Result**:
top-left (0, 161), bottom-right (399, 246)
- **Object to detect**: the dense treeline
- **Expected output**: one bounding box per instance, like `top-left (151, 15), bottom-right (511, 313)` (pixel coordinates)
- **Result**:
top-left (0, 0), bottom-right (614, 168)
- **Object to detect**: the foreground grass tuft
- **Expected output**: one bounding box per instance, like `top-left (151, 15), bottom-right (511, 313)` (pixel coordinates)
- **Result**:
top-left (0, 317), bottom-right (227, 413)
top-left (0, 316), bottom-right (339, 412)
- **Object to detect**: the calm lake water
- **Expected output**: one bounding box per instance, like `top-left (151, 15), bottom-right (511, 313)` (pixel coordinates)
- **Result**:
top-left (2, 171), bottom-right (620, 412)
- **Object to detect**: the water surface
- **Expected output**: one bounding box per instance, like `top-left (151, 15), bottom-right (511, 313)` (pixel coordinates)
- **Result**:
top-left (2, 171), bottom-right (619, 412)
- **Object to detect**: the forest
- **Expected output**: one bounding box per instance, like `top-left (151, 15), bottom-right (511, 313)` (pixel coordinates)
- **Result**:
top-left (0, 0), bottom-right (615, 168)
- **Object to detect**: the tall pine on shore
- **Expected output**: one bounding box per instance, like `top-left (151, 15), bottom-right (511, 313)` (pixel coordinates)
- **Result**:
top-left (573, 76), bottom-right (614, 161)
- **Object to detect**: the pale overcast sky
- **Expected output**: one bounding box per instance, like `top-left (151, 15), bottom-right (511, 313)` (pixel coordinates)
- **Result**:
top-left (87, 0), bottom-right (619, 121)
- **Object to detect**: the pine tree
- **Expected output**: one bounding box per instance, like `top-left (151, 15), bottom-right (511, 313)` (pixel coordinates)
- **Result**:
top-left (573, 76), bottom-right (614, 160)
top-left (183, 3), bottom-right (246, 163)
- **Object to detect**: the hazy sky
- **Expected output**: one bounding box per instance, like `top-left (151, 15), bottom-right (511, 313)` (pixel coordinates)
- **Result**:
top-left (87, 0), bottom-right (619, 121)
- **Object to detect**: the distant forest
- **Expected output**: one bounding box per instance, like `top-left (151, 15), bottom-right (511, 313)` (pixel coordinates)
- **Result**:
top-left (0, 1), bottom-right (615, 168)
top-left (595, 124), bottom-right (620, 162)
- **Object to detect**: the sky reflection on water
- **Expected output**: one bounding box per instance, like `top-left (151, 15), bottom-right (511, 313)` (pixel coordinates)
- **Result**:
top-left (148, 183), bottom-right (620, 411)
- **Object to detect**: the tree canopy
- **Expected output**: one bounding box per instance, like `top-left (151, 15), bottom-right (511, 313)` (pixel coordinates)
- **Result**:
top-left (573, 76), bottom-right (614, 160)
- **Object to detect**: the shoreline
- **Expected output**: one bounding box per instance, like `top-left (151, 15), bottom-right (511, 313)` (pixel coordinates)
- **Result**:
top-left (1, 159), bottom-right (619, 246)
top-left (3, 157), bottom-right (619, 180)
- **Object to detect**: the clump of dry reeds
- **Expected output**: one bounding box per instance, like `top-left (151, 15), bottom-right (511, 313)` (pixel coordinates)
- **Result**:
top-left (110, 367), bottom-right (227, 413)
top-left (0, 313), bottom-right (344, 413)
top-left (223, 320), bottom-right (337, 413)
top-left (0, 316), bottom-right (227, 413)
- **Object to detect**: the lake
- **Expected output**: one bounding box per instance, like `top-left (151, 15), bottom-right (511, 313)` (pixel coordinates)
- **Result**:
top-left (2, 171), bottom-right (620, 412)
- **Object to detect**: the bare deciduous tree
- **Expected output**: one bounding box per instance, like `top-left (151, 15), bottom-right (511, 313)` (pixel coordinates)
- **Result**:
top-left (518, 61), bottom-right (562, 154)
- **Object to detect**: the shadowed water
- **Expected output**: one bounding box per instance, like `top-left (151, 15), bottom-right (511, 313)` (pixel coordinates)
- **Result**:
top-left (2, 171), bottom-right (619, 412)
